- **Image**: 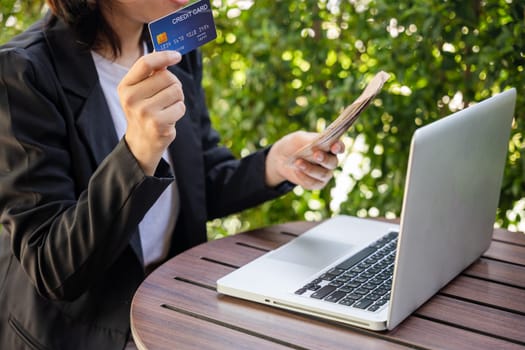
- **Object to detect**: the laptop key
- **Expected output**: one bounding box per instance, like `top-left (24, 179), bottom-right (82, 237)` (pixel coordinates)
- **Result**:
top-left (368, 305), bottom-right (381, 312)
top-left (336, 275), bottom-right (351, 283)
top-left (338, 285), bottom-right (354, 293)
top-left (367, 293), bottom-right (383, 301)
top-left (335, 246), bottom-right (377, 270)
top-left (345, 293), bottom-right (361, 300)
top-left (360, 271), bottom-right (376, 278)
top-left (324, 291), bottom-right (347, 303)
top-left (329, 280), bottom-right (344, 287)
top-left (310, 285), bottom-right (337, 299)
top-left (294, 288), bottom-right (307, 295)
top-left (345, 281), bottom-right (361, 288)
top-left (375, 299), bottom-right (388, 306)
top-left (363, 282), bottom-right (377, 290)
top-left (339, 298), bottom-right (357, 306)
top-left (354, 287), bottom-right (370, 295)
top-left (353, 276), bottom-right (368, 284)
top-left (307, 284), bottom-right (322, 291)
top-left (353, 298), bottom-right (374, 309)
top-left (327, 267), bottom-right (345, 276)
top-left (320, 273), bottom-right (337, 281)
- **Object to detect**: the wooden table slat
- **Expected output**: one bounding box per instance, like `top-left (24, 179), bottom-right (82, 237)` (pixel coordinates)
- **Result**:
top-left (483, 240), bottom-right (525, 266)
top-left (493, 228), bottom-right (525, 246)
top-left (440, 275), bottom-right (525, 314)
top-left (181, 235), bottom-right (270, 268)
top-left (414, 295), bottom-right (525, 344)
top-left (155, 251), bottom-right (233, 288)
top-left (256, 221), bottom-right (321, 236)
top-left (388, 316), bottom-right (525, 350)
top-left (465, 258), bottom-right (525, 288)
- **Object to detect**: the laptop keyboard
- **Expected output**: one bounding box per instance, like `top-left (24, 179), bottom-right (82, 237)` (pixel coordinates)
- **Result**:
top-left (294, 231), bottom-right (398, 312)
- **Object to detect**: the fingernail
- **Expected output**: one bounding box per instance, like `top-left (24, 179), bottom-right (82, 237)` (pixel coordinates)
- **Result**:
top-left (170, 51), bottom-right (182, 60)
top-left (296, 161), bottom-right (306, 170)
top-left (315, 153), bottom-right (324, 162)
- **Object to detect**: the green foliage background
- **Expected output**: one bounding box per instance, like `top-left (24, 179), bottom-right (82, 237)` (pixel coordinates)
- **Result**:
top-left (2, 0), bottom-right (524, 238)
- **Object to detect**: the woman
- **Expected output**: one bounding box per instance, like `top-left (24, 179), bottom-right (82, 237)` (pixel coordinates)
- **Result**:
top-left (0, 0), bottom-right (343, 349)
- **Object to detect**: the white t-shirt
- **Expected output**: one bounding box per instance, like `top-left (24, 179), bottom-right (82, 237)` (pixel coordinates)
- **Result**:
top-left (91, 49), bottom-right (180, 269)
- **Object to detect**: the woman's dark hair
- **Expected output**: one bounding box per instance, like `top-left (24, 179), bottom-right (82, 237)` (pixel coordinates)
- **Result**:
top-left (45, 0), bottom-right (149, 58)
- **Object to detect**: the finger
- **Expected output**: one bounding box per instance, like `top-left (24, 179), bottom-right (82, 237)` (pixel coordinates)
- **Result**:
top-left (295, 159), bottom-right (334, 183)
top-left (312, 150), bottom-right (339, 170)
top-left (157, 100), bottom-right (186, 124)
top-left (330, 140), bottom-right (345, 154)
top-left (145, 101), bottom-right (186, 137)
top-left (139, 69), bottom-right (182, 99)
top-left (145, 81), bottom-right (184, 110)
top-left (292, 167), bottom-right (327, 190)
top-left (123, 51), bottom-right (181, 86)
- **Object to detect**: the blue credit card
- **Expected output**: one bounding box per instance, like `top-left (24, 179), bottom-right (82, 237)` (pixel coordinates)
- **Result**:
top-left (148, 0), bottom-right (217, 55)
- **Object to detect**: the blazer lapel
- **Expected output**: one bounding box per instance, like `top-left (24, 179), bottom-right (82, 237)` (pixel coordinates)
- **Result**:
top-left (75, 88), bottom-right (120, 165)
top-left (44, 17), bottom-right (119, 165)
top-left (43, 17), bottom-right (144, 265)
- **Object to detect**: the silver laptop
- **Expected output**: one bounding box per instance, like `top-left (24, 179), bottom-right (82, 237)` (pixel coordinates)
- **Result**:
top-left (217, 88), bottom-right (516, 331)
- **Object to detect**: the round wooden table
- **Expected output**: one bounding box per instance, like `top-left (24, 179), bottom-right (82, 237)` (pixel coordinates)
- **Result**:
top-left (131, 220), bottom-right (525, 349)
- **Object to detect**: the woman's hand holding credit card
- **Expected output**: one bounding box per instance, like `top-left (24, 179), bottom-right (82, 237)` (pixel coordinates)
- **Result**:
top-left (148, 0), bottom-right (217, 55)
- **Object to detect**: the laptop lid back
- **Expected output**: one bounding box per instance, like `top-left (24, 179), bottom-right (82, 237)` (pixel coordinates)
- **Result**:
top-left (387, 89), bottom-right (516, 329)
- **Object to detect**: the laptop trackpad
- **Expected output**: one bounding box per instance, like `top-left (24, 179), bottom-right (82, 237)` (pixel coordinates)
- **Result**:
top-left (269, 236), bottom-right (352, 269)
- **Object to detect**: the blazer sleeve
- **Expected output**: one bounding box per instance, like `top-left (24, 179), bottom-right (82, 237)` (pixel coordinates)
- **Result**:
top-left (0, 47), bottom-right (172, 301)
top-left (182, 51), bottom-right (294, 219)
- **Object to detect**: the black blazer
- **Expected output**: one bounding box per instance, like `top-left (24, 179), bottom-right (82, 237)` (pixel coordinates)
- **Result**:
top-left (0, 15), bottom-right (291, 350)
